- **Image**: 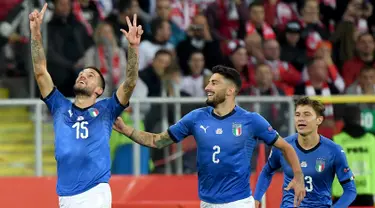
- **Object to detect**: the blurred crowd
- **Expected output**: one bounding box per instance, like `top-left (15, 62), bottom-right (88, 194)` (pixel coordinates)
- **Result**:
top-left (1, 0), bottom-right (375, 204)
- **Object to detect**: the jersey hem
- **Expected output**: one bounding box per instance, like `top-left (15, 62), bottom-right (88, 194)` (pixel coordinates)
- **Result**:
top-left (57, 181), bottom-right (108, 197)
top-left (199, 192), bottom-right (251, 204)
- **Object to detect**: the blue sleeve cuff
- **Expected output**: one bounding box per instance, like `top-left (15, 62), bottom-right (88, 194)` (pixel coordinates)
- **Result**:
top-left (114, 92), bottom-right (129, 109)
top-left (167, 128), bottom-right (178, 143)
top-left (40, 87), bottom-right (57, 101)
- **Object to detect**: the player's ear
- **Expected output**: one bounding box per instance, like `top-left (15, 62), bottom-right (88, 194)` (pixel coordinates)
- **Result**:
top-left (227, 86), bottom-right (236, 96)
top-left (95, 87), bottom-right (103, 97)
top-left (316, 115), bottom-right (324, 126)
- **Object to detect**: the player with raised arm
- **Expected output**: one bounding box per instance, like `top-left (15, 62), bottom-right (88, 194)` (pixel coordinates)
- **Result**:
top-left (29, 3), bottom-right (143, 208)
top-left (113, 65), bottom-right (306, 208)
top-left (254, 97), bottom-right (357, 208)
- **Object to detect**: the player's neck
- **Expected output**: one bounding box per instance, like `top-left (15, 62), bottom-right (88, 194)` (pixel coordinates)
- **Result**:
top-left (74, 95), bottom-right (96, 109)
top-left (298, 131), bottom-right (320, 150)
top-left (213, 100), bottom-right (236, 117)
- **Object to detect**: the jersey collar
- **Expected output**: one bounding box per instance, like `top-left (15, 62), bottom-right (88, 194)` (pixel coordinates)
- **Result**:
top-left (211, 106), bottom-right (237, 120)
top-left (295, 135), bottom-right (322, 154)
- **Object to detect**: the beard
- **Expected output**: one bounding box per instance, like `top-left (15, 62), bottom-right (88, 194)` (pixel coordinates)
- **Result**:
top-left (206, 93), bottom-right (226, 107)
top-left (73, 85), bottom-right (92, 97)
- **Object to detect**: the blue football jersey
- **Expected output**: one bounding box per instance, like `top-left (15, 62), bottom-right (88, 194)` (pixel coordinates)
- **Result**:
top-left (168, 106), bottom-right (279, 203)
top-left (42, 88), bottom-right (127, 196)
top-left (267, 134), bottom-right (354, 208)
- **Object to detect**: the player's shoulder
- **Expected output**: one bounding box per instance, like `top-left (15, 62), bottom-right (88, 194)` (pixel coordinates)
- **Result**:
top-left (320, 135), bottom-right (344, 153)
top-left (236, 107), bottom-right (263, 119)
top-left (283, 133), bottom-right (298, 144)
top-left (185, 107), bottom-right (211, 119)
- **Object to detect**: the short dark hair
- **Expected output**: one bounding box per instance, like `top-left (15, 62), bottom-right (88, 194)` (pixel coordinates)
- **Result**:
top-left (249, 0), bottom-right (264, 10)
top-left (150, 17), bottom-right (167, 36)
top-left (356, 32), bottom-right (373, 43)
top-left (211, 65), bottom-right (242, 92)
top-left (85, 66), bottom-right (106, 93)
top-left (295, 96), bottom-right (325, 117)
top-left (360, 65), bottom-right (375, 74)
top-left (154, 49), bottom-right (172, 58)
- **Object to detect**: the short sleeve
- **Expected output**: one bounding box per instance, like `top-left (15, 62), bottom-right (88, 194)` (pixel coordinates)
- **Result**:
top-left (267, 147), bottom-right (282, 171)
top-left (105, 92), bottom-right (129, 120)
top-left (41, 87), bottom-right (68, 116)
top-left (252, 113), bottom-right (279, 145)
top-left (167, 111), bottom-right (195, 143)
top-left (334, 146), bottom-right (355, 184)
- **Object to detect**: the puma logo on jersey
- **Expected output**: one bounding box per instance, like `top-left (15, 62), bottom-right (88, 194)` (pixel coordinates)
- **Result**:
top-left (200, 125), bottom-right (209, 133)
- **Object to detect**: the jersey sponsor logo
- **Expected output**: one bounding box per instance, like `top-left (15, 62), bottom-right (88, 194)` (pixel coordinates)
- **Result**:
top-left (216, 128), bottom-right (223, 134)
top-left (232, 123), bottom-right (242, 136)
top-left (200, 125), bottom-right (209, 133)
top-left (315, 158), bottom-right (325, 172)
top-left (77, 116), bottom-right (84, 121)
top-left (301, 161), bottom-right (307, 168)
top-left (88, 108), bottom-right (99, 117)
top-left (344, 167), bottom-right (350, 173)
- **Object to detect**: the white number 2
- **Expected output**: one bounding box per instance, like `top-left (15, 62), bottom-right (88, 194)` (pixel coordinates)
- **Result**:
top-left (72, 121), bottom-right (89, 139)
top-left (305, 176), bottom-right (313, 192)
top-left (212, 145), bottom-right (220, 164)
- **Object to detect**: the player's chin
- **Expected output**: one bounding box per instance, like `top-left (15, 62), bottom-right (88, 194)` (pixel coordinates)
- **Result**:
top-left (297, 129), bottom-right (311, 136)
top-left (205, 99), bottom-right (215, 107)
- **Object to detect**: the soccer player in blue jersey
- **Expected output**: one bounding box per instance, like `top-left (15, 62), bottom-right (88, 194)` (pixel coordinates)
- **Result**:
top-left (254, 97), bottom-right (357, 208)
top-left (29, 4), bottom-right (143, 208)
top-left (113, 65), bottom-right (306, 208)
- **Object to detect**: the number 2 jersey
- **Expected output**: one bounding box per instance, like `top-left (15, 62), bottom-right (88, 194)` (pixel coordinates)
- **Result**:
top-left (254, 134), bottom-right (355, 208)
top-left (167, 105), bottom-right (279, 203)
top-left (42, 88), bottom-right (127, 196)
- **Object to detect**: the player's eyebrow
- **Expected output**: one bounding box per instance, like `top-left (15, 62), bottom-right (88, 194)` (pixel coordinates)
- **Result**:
top-left (88, 71), bottom-right (96, 77)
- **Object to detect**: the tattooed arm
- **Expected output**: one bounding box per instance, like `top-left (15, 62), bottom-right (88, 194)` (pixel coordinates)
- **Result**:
top-left (29, 4), bottom-right (54, 98)
top-left (113, 117), bottom-right (174, 148)
top-left (116, 45), bottom-right (138, 105)
top-left (129, 130), bottom-right (174, 149)
top-left (116, 14), bottom-right (144, 106)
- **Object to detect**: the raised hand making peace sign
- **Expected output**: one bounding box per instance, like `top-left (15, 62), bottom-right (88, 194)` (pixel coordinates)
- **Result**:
top-left (120, 14), bottom-right (144, 47)
top-left (29, 3), bottom-right (47, 34)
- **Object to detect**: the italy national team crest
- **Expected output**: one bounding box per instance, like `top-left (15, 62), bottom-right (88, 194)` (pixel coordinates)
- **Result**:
top-left (315, 158), bottom-right (325, 172)
top-left (88, 108), bottom-right (99, 118)
top-left (232, 123), bottom-right (242, 137)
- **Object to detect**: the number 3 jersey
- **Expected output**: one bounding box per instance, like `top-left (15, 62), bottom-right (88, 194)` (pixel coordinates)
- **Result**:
top-left (167, 106), bottom-right (279, 204)
top-left (42, 88), bottom-right (127, 196)
top-left (266, 134), bottom-right (354, 208)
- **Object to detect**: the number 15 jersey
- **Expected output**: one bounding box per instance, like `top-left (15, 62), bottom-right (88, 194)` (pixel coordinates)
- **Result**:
top-left (42, 88), bottom-right (126, 196)
top-left (167, 106), bottom-right (279, 204)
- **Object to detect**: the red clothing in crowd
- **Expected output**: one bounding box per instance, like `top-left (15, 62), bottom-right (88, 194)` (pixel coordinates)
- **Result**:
top-left (342, 56), bottom-right (375, 87)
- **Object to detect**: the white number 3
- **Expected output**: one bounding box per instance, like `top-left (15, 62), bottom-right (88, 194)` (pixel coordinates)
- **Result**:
top-left (212, 145), bottom-right (220, 164)
top-left (305, 176), bottom-right (313, 192)
top-left (72, 121), bottom-right (89, 139)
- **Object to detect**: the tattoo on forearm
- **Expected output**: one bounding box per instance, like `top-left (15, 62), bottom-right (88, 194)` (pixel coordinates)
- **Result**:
top-left (129, 130), bottom-right (173, 149)
top-left (31, 34), bottom-right (46, 73)
top-left (123, 46), bottom-right (138, 98)
top-left (154, 132), bottom-right (174, 148)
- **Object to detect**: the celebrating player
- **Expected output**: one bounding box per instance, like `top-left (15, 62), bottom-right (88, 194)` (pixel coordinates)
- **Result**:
top-left (29, 3), bottom-right (143, 208)
top-left (254, 97), bottom-right (357, 208)
top-left (113, 65), bottom-right (306, 208)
